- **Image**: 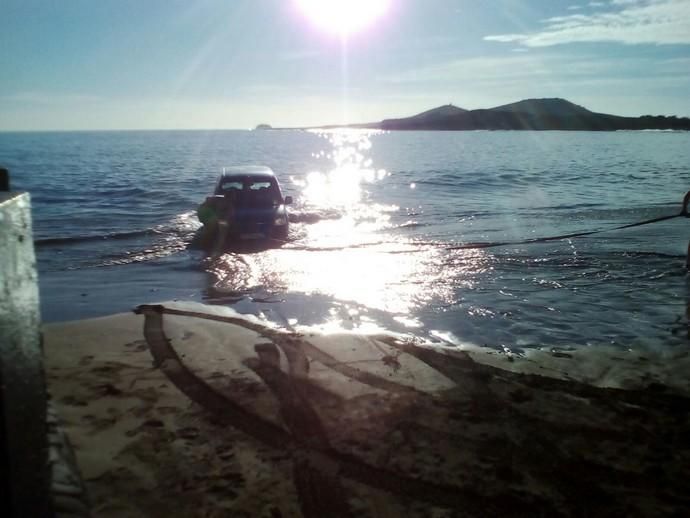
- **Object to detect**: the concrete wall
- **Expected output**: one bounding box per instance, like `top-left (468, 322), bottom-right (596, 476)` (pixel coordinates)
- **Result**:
top-left (0, 188), bottom-right (52, 516)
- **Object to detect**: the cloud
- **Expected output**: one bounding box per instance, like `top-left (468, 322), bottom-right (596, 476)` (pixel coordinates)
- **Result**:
top-left (484, 0), bottom-right (690, 47)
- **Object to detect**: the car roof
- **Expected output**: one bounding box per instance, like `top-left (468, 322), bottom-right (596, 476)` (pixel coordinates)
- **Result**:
top-left (220, 165), bottom-right (276, 179)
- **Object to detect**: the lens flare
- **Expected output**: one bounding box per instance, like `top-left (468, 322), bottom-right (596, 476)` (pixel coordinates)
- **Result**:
top-left (296, 0), bottom-right (391, 36)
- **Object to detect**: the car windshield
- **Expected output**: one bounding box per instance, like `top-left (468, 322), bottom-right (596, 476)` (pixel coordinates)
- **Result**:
top-left (219, 176), bottom-right (282, 207)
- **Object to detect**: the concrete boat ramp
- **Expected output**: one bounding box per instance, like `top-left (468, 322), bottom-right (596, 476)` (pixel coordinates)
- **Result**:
top-left (44, 301), bottom-right (690, 517)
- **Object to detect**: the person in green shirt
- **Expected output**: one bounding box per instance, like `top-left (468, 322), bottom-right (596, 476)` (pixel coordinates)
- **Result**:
top-left (197, 190), bottom-right (237, 250)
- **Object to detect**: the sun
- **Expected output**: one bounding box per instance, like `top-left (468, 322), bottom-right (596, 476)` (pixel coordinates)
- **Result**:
top-left (296, 0), bottom-right (391, 36)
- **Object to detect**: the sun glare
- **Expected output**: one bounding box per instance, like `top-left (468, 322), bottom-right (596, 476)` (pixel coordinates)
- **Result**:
top-left (296, 0), bottom-right (391, 36)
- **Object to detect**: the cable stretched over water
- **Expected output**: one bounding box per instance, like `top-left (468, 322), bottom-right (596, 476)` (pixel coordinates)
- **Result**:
top-left (444, 212), bottom-right (683, 251)
top-left (445, 190), bottom-right (690, 251)
top-left (279, 191), bottom-right (690, 254)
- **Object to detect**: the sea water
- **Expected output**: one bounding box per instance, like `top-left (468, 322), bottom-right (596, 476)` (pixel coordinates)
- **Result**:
top-left (2, 129), bottom-right (689, 356)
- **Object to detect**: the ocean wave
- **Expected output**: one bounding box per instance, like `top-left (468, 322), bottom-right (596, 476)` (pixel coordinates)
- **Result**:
top-left (98, 241), bottom-right (190, 266)
top-left (34, 228), bottom-right (157, 247)
top-left (35, 211), bottom-right (201, 248)
top-left (287, 208), bottom-right (343, 224)
top-left (397, 221), bottom-right (427, 229)
top-left (90, 186), bottom-right (151, 197)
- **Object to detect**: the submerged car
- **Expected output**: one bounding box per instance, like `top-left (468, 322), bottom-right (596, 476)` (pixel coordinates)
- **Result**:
top-left (197, 166), bottom-right (292, 247)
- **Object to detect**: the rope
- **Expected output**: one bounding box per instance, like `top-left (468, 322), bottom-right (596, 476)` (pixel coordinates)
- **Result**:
top-left (445, 213), bottom-right (682, 251)
top-left (274, 191), bottom-right (690, 254)
top-left (445, 191), bottom-right (689, 251)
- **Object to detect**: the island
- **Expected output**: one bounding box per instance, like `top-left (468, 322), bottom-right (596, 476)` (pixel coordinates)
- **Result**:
top-left (319, 98), bottom-right (690, 131)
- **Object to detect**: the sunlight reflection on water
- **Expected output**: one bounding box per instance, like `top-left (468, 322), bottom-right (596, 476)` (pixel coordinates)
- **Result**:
top-left (209, 129), bottom-right (491, 320)
top-left (292, 130), bottom-right (389, 208)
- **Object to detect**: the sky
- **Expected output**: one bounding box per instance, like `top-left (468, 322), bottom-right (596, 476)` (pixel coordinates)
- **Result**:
top-left (1, 0), bottom-right (689, 130)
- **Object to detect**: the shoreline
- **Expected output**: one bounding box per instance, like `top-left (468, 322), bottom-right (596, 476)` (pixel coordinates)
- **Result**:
top-left (44, 301), bottom-right (690, 516)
